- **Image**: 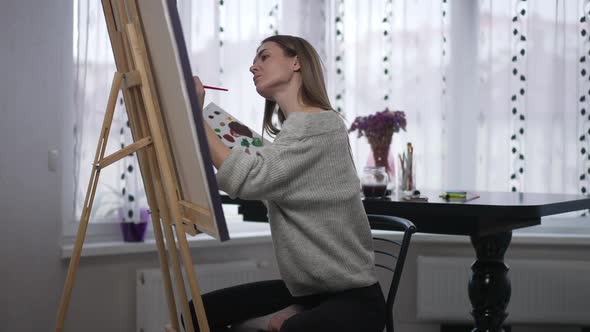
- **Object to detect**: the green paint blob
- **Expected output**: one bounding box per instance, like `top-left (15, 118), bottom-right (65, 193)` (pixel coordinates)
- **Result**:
top-left (252, 137), bottom-right (263, 147)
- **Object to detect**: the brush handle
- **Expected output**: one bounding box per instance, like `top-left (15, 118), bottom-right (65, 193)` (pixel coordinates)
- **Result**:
top-left (203, 85), bottom-right (228, 91)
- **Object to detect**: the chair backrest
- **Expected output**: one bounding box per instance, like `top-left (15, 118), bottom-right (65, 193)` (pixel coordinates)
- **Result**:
top-left (367, 214), bottom-right (416, 332)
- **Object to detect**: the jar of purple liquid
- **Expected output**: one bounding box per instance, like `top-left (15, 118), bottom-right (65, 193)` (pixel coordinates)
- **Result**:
top-left (361, 166), bottom-right (389, 198)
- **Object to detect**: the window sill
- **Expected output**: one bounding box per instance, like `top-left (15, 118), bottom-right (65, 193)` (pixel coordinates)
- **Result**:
top-left (61, 221), bottom-right (273, 259)
top-left (61, 218), bottom-right (590, 259)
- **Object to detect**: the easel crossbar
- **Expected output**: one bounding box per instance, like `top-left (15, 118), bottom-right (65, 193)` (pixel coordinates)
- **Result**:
top-left (95, 136), bottom-right (152, 169)
top-left (123, 70), bottom-right (141, 88)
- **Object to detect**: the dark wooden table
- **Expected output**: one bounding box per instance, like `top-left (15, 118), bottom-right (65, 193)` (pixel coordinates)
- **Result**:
top-left (221, 191), bottom-right (590, 332)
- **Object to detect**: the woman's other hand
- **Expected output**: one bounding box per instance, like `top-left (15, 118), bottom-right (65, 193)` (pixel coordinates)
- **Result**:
top-left (193, 76), bottom-right (205, 111)
top-left (268, 305), bottom-right (303, 332)
top-left (268, 311), bottom-right (292, 332)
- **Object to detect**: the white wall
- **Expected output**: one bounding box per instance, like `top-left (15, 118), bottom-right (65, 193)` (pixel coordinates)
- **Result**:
top-left (0, 0), bottom-right (70, 330)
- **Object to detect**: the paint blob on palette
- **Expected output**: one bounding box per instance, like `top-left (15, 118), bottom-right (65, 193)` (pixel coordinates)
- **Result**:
top-left (203, 102), bottom-right (270, 153)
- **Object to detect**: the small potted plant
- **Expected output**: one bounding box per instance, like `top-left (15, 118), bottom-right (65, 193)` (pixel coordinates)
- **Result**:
top-left (119, 207), bottom-right (150, 242)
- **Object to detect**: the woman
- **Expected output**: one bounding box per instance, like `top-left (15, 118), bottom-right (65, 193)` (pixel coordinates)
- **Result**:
top-left (190, 35), bottom-right (385, 332)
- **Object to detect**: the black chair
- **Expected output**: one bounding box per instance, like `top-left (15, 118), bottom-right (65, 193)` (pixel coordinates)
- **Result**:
top-left (367, 214), bottom-right (417, 332)
top-left (221, 215), bottom-right (417, 332)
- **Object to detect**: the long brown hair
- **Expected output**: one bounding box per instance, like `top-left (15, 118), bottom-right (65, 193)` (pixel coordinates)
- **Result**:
top-left (260, 35), bottom-right (334, 137)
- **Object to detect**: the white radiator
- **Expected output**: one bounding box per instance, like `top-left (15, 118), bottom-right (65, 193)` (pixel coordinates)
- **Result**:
top-left (416, 256), bottom-right (590, 324)
top-left (136, 260), bottom-right (278, 332)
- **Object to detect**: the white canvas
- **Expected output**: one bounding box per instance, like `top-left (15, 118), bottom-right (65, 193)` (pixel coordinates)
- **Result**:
top-left (128, 0), bottom-right (229, 240)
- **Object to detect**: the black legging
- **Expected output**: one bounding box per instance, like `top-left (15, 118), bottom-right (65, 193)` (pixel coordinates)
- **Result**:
top-left (183, 279), bottom-right (386, 332)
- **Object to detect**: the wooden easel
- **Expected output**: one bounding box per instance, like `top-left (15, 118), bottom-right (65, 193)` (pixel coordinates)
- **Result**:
top-left (55, 1), bottom-right (214, 331)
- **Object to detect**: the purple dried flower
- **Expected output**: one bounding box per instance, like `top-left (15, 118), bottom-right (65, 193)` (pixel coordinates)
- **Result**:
top-left (348, 108), bottom-right (407, 148)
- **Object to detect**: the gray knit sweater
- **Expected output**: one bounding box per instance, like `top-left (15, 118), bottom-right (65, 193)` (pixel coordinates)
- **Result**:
top-left (216, 111), bottom-right (377, 296)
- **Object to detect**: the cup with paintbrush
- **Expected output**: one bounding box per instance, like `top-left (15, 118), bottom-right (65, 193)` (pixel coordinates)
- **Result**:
top-left (398, 142), bottom-right (416, 195)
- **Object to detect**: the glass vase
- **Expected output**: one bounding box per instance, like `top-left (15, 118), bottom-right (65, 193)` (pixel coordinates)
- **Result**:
top-left (366, 144), bottom-right (395, 191)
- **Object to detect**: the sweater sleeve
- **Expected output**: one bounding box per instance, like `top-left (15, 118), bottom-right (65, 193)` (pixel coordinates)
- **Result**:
top-left (216, 145), bottom-right (288, 201)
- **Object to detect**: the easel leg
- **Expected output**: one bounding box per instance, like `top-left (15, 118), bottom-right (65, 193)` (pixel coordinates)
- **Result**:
top-left (149, 206), bottom-right (180, 330)
top-left (141, 149), bottom-right (195, 332)
top-left (133, 101), bottom-right (180, 329)
top-left (125, 20), bottom-right (210, 332)
top-left (55, 72), bottom-right (123, 332)
top-left (158, 191), bottom-right (195, 332)
top-left (175, 224), bottom-right (210, 332)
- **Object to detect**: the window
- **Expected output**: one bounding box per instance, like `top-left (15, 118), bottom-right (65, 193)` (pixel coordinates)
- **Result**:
top-left (67, 1), bottom-right (587, 242)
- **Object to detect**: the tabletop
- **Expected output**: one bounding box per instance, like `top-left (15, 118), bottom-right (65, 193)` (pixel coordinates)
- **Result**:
top-left (221, 191), bottom-right (590, 236)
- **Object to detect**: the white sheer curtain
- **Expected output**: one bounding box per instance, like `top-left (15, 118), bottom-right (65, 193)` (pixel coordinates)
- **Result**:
top-left (71, 0), bottom-right (452, 223)
top-left (72, 1), bottom-right (587, 225)
top-left (478, 0), bottom-right (586, 196)
top-left (340, 0), bottom-right (448, 191)
top-left (73, 0), bottom-right (145, 223)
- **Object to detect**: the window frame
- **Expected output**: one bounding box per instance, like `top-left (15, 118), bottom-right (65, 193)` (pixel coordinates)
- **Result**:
top-left (63, 1), bottom-right (589, 245)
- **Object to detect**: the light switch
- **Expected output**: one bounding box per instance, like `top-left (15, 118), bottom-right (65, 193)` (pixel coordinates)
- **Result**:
top-left (48, 149), bottom-right (59, 172)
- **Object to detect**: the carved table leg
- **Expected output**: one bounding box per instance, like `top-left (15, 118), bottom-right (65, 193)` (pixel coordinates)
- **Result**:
top-left (468, 232), bottom-right (512, 332)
